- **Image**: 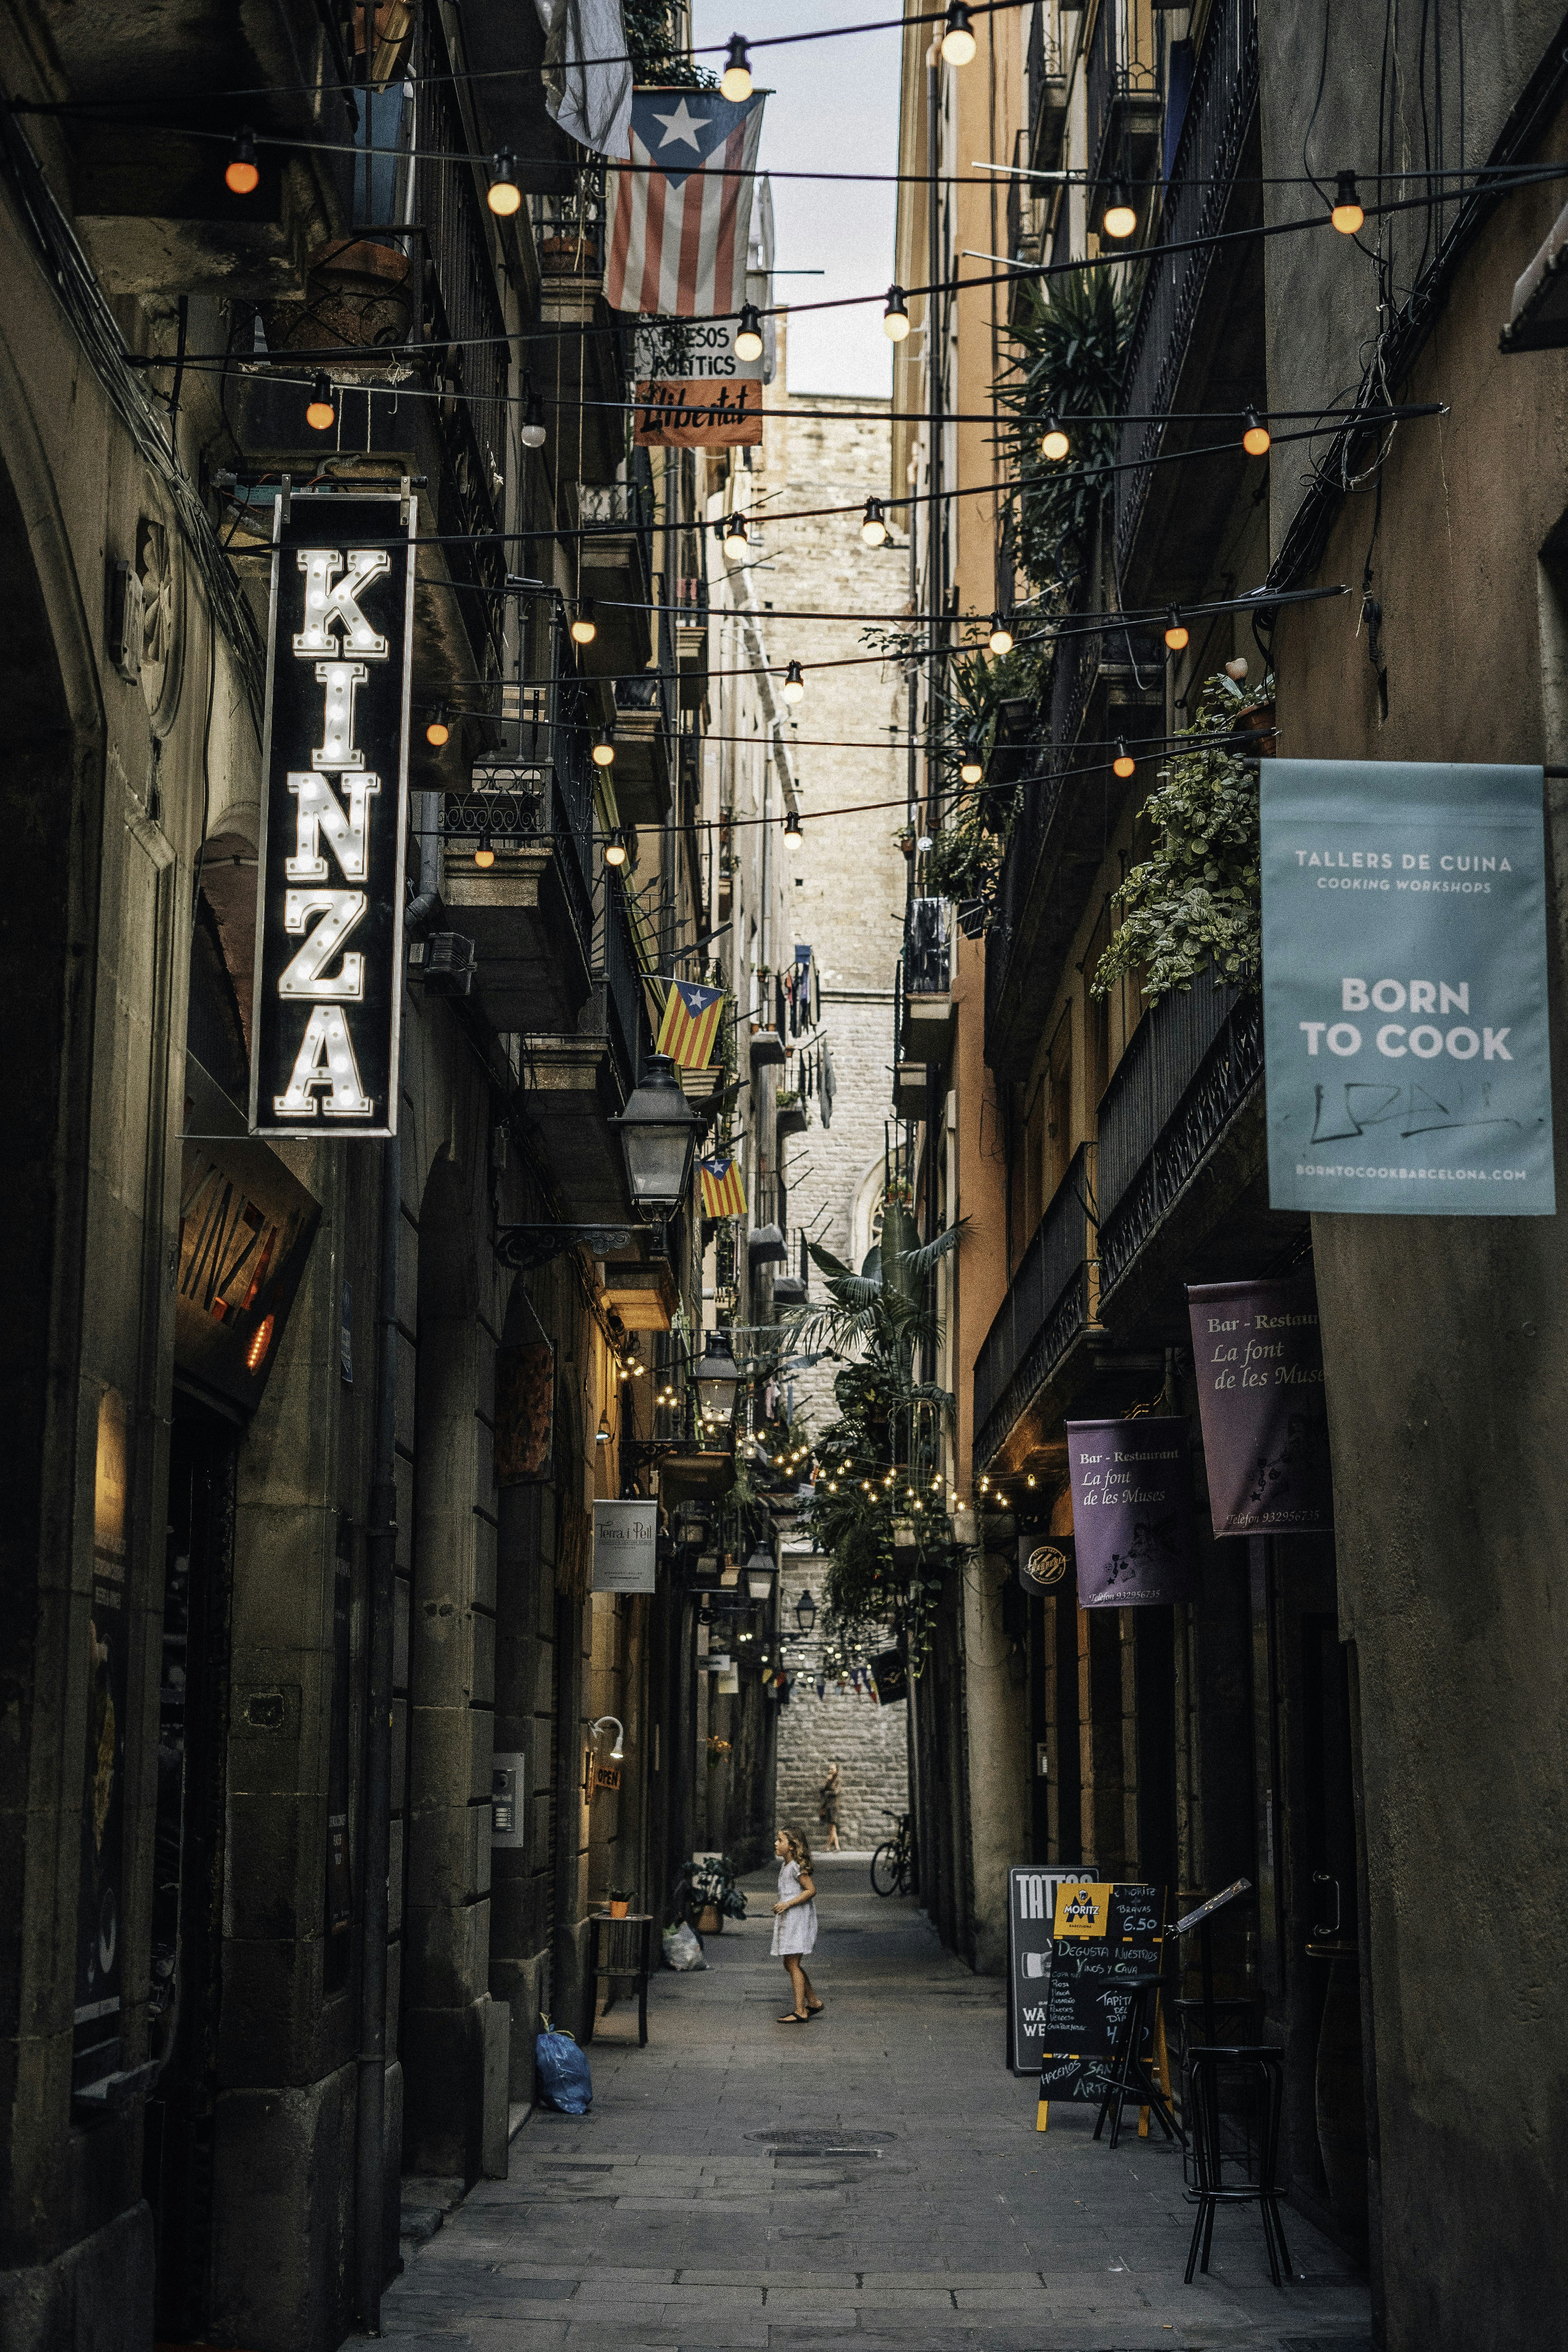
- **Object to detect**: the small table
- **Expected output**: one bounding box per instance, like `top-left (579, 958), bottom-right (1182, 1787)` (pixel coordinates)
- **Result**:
top-left (585, 1912), bottom-right (654, 2046)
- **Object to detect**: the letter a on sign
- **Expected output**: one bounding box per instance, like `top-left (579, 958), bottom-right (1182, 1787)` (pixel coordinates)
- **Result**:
top-left (251, 493), bottom-right (416, 1137)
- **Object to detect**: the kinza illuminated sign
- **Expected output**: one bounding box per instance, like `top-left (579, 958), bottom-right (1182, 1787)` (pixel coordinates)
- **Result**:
top-left (251, 491), bottom-right (416, 1136)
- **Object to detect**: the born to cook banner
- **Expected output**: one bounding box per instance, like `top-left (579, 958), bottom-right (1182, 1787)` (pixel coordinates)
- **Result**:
top-left (1259, 760), bottom-right (1554, 1215)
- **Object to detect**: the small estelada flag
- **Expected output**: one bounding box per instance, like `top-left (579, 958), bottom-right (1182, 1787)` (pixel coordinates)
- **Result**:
top-left (656, 977), bottom-right (725, 1070)
top-left (700, 1156), bottom-right (747, 1218)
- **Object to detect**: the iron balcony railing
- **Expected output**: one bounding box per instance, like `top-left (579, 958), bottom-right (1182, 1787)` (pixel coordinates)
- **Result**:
top-left (601, 877), bottom-right (649, 1097)
top-left (973, 1142), bottom-right (1098, 1472)
top-left (1096, 981), bottom-right (1264, 1303)
top-left (1114, 0), bottom-right (1259, 578)
top-left (906, 897), bottom-right (951, 995)
top-left (1085, 0), bottom-right (1160, 189)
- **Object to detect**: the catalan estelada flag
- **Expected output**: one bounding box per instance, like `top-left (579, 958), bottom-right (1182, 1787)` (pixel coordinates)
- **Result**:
top-left (656, 978), bottom-right (725, 1070)
top-left (700, 1156), bottom-right (747, 1219)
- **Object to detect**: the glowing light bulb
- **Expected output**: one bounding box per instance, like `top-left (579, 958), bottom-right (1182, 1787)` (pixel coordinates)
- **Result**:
top-left (987, 617), bottom-right (1014, 656)
top-left (861, 496), bottom-right (889, 546)
top-left (721, 34), bottom-right (753, 101)
top-left (1113, 740), bottom-right (1135, 779)
top-left (1242, 407), bottom-right (1271, 456)
top-left (1041, 414), bottom-right (1070, 461)
top-left (570, 605), bottom-right (597, 645)
top-left (940, 2), bottom-right (976, 64)
top-left (425, 707), bottom-right (450, 747)
top-left (1331, 171), bottom-right (1365, 235)
top-left (781, 660), bottom-right (805, 704)
top-left (1102, 178), bottom-right (1137, 240)
top-left (883, 286), bottom-right (911, 342)
top-left (592, 734), bottom-right (616, 767)
top-left (487, 152), bottom-right (522, 217)
top-left (226, 127), bottom-right (260, 196)
top-left (735, 302), bottom-right (764, 361)
top-left (305, 373), bottom-right (336, 432)
top-left (474, 834), bottom-right (495, 869)
top-left (604, 837), bottom-right (628, 868)
top-left (1164, 607), bottom-right (1189, 652)
top-left (520, 390), bottom-right (546, 450)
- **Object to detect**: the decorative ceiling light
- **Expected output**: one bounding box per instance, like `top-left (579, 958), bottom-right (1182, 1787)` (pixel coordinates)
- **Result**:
top-left (225, 127), bottom-right (260, 195)
top-left (1242, 407), bottom-right (1271, 456)
top-left (592, 732), bottom-right (616, 767)
top-left (424, 705), bottom-right (450, 747)
top-left (473, 831), bottom-right (495, 870)
top-left (487, 151), bottom-right (523, 216)
top-left (781, 659), bottom-right (806, 704)
top-left (861, 495), bottom-right (889, 546)
top-left (941, 2), bottom-right (976, 64)
top-left (987, 615), bottom-right (1015, 655)
top-left (883, 286), bottom-right (911, 341)
top-left (520, 386), bottom-right (546, 449)
top-left (1040, 413), bottom-right (1070, 461)
top-left (721, 34), bottom-right (753, 101)
top-left (1164, 606), bottom-right (1190, 651)
top-left (1101, 177), bottom-right (1137, 240)
top-left (735, 302), bottom-right (764, 361)
top-left (305, 373), bottom-right (336, 431)
top-left (570, 600), bottom-right (597, 645)
top-left (1112, 740), bottom-right (1136, 779)
top-left (1331, 171), bottom-right (1365, 234)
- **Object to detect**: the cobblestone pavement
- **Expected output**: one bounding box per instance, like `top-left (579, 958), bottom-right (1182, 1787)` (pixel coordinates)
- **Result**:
top-left (381, 1857), bottom-right (1371, 2352)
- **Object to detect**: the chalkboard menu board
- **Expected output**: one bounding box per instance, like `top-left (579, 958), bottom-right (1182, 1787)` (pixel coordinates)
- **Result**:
top-left (1006, 1867), bottom-right (1100, 2074)
top-left (1035, 1881), bottom-right (1165, 2106)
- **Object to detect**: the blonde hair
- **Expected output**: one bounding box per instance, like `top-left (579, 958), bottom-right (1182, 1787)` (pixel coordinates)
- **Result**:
top-left (777, 1826), bottom-right (813, 1870)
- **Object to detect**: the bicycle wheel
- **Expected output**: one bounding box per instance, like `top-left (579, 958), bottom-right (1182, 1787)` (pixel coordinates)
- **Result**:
top-left (895, 1846), bottom-right (914, 1896)
top-left (870, 1841), bottom-right (900, 1896)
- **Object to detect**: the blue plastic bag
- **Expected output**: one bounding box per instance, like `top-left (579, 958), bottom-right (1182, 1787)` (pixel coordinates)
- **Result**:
top-left (535, 2018), bottom-right (593, 2115)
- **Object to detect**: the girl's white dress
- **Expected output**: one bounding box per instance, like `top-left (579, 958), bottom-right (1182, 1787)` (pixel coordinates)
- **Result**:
top-left (770, 1859), bottom-right (818, 1956)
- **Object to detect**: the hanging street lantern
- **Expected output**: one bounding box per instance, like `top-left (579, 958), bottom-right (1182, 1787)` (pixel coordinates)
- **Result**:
top-left (746, 1543), bottom-right (775, 1601)
top-left (694, 1330), bottom-right (741, 1433)
top-left (795, 1587), bottom-right (817, 1633)
top-left (610, 1054), bottom-right (700, 1214)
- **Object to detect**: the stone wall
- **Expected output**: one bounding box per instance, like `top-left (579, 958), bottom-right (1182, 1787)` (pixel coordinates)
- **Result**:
top-left (775, 1550), bottom-right (908, 1854)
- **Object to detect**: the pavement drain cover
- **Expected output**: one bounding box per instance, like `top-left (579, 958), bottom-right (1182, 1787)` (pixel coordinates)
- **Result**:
top-left (750, 2130), bottom-right (898, 2146)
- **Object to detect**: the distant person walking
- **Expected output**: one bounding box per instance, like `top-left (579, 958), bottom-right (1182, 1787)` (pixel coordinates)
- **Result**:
top-left (818, 1761), bottom-right (842, 1851)
top-left (771, 1828), bottom-right (822, 2023)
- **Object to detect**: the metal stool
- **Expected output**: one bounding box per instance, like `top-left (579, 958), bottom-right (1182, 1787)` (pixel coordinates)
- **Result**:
top-left (585, 1912), bottom-right (654, 2047)
top-left (1091, 1974), bottom-right (1181, 2150)
top-left (1183, 2045), bottom-right (1290, 2287)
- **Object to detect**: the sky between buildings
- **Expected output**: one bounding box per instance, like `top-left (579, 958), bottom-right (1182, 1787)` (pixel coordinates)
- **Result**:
top-left (692, 0), bottom-right (902, 398)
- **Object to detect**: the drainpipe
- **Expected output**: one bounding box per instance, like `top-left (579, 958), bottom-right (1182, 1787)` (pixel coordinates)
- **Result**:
top-left (355, 1121), bottom-right (401, 2332)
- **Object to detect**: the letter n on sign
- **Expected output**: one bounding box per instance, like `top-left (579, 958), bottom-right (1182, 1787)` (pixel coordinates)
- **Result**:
top-left (251, 491), bottom-right (417, 1138)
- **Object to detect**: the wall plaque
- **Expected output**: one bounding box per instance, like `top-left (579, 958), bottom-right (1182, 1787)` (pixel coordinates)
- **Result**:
top-left (592, 1498), bottom-right (659, 1593)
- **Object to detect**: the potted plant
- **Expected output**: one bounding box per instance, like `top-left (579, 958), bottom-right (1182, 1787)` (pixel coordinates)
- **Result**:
top-left (675, 1852), bottom-right (746, 1937)
top-left (607, 1885), bottom-right (634, 1919)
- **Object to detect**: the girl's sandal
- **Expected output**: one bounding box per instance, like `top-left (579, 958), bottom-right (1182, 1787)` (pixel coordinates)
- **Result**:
top-left (805, 2002), bottom-right (824, 2016)
top-left (776, 2010), bottom-right (809, 2023)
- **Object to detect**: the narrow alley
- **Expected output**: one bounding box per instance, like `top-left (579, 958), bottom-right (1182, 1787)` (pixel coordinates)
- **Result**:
top-left (382, 1859), bottom-right (1370, 2352)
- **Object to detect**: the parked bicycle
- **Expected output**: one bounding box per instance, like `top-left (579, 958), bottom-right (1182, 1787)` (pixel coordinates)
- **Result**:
top-left (870, 1809), bottom-right (914, 1897)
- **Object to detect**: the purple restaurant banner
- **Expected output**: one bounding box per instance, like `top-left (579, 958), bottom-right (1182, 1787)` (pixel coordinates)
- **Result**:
top-left (1186, 1277), bottom-right (1333, 1537)
top-left (1065, 1419), bottom-right (1201, 1607)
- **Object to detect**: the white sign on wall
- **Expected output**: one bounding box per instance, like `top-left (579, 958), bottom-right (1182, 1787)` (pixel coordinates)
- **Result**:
top-left (592, 1500), bottom-right (659, 1592)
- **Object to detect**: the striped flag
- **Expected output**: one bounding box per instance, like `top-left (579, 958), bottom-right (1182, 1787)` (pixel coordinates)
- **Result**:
top-left (606, 89), bottom-right (767, 318)
top-left (656, 978), bottom-right (725, 1070)
top-left (700, 1156), bottom-right (748, 1219)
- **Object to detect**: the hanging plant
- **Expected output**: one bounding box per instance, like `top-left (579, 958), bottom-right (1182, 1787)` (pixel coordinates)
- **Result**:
top-left (1091, 670), bottom-right (1274, 1004)
top-left (995, 270), bottom-right (1135, 607)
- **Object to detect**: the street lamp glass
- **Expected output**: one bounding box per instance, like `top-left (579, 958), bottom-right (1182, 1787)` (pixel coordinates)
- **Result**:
top-left (611, 1055), bottom-right (700, 1211)
top-left (694, 1332), bottom-right (741, 1429)
top-left (794, 1587), bottom-right (817, 1633)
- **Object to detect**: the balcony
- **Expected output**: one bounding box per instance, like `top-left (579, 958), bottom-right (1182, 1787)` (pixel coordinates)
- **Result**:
top-left (1027, 3), bottom-right (1069, 173)
top-left (532, 170), bottom-right (628, 486)
top-left (972, 1144), bottom-right (1098, 1477)
top-left (1114, 0), bottom-right (1262, 602)
top-left (983, 618), bottom-right (1162, 1081)
top-left (899, 898), bottom-right (956, 1068)
top-left (1094, 981), bottom-right (1266, 1326)
top-left (1085, 0), bottom-right (1161, 211)
top-left (612, 673), bottom-right (676, 827)
top-left (577, 468), bottom-right (657, 682)
top-left (675, 578), bottom-right (710, 710)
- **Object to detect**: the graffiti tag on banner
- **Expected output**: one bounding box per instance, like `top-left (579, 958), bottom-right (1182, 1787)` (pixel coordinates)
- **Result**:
top-left (634, 379), bottom-right (762, 448)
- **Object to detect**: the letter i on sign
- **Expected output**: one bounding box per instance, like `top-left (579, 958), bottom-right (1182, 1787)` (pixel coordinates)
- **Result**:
top-left (251, 494), bottom-right (417, 1138)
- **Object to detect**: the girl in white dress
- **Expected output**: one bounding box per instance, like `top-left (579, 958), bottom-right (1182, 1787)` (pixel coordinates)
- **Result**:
top-left (771, 1827), bottom-right (822, 2023)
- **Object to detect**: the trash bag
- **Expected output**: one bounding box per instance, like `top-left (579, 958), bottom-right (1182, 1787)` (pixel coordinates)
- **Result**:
top-left (535, 2018), bottom-right (593, 2114)
top-left (661, 1921), bottom-right (707, 1971)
